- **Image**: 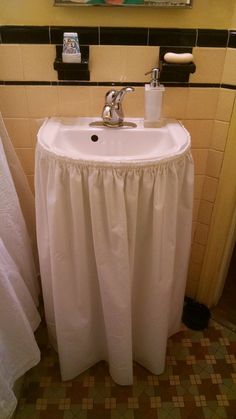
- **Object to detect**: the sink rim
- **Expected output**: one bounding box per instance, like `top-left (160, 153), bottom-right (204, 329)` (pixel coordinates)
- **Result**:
top-left (37, 117), bottom-right (191, 165)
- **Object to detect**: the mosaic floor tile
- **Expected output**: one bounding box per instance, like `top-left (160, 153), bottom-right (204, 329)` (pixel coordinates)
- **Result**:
top-left (14, 320), bottom-right (236, 419)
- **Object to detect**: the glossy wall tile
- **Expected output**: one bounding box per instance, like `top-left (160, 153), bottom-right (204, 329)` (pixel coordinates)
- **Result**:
top-left (1, 25), bottom-right (50, 43)
top-left (149, 28), bottom-right (197, 47)
top-left (99, 27), bottom-right (148, 45)
top-left (197, 29), bottom-right (229, 47)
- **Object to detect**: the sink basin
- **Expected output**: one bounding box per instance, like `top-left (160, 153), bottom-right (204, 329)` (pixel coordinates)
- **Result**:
top-left (38, 117), bottom-right (190, 163)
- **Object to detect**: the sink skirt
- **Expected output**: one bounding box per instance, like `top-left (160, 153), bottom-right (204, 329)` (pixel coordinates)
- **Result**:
top-left (35, 144), bottom-right (194, 385)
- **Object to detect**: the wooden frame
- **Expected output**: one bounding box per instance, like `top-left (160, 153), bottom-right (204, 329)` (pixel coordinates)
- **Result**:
top-left (54, 0), bottom-right (192, 8)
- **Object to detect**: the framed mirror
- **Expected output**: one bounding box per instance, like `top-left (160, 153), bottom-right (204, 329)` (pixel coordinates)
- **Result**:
top-left (54, 0), bottom-right (192, 7)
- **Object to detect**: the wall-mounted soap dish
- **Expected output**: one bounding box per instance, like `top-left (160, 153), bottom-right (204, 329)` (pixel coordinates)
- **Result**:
top-left (159, 47), bottom-right (196, 83)
top-left (54, 45), bottom-right (90, 81)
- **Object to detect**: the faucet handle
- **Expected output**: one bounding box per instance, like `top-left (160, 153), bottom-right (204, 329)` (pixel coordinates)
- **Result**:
top-left (105, 89), bottom-right (117, 105)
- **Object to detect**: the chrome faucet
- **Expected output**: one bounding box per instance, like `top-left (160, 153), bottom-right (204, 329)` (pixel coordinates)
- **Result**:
top-left (102, 86), bottom-right (135, 127)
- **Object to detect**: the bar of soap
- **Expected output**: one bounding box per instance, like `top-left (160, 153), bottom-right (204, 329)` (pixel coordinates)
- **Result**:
top-left (164, 52), bottom-right (193, 64)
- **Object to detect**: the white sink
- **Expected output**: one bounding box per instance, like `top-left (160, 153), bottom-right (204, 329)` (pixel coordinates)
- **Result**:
top-left (38, 117), bottom-right (190, 163)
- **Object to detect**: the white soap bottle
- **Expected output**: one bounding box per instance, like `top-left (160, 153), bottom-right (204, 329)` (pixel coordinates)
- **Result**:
top-left (144, 68), bottom-right (165, 127)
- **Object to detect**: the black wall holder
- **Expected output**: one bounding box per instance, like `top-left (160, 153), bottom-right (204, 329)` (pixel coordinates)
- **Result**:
top-left (159, 47), bottom-right (196, 83)
top-left (54, 45), bottom-right (90, 81)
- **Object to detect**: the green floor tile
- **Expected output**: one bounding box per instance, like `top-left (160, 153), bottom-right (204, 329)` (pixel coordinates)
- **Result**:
top-left (63, 410), bottom-right (87, 419)
top-left (111, 409), bottom-right (134, 419)
top-left (14, 404), bottom-right (40, 419)
top-left (202, 403), bottom-right (228, 418)
top-left (219, 381), bottom-right (236, 399)
top-left (157, 403), bottom-right (181, 419)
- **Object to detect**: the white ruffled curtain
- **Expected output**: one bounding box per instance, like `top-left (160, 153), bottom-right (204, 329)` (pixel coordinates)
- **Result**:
top-left (0, 116), bottom-right (38, 268)
top-left (0, 115), bottom-right (40, 418)
top-left (36, 143), bottom-right (194, 386)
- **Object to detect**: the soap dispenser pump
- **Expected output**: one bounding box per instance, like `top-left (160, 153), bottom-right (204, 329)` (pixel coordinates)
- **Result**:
top-left (144, 67), bottom-right (165, 127)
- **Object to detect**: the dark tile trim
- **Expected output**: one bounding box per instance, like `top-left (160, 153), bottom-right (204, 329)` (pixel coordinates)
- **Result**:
top-left (189, 82), bottom-right (221, 88)
top-left (1, 81), bottom-right (56, 86)
top-left (98, 82), bottom-right (145, 86)
top-left (1, 81), bottom-right (235, 89)
top-left (228, 31), bottom-right (236, 48)
top-left (221, 83), bottom-right (236, 90)
top-left (149, 28), bottom-right (197, 47)
top-left (197, 29), bottom-right (229, 47)
top-left (162, 82), bottom-right (189, 87)
top-left (57, 81), bottom-right (97, 86)
top-left (0, 26), bottom-right (232, 48)
top-left (100, 27), bottom-right (148, 45)
top-left (0, 26), bottom-right (50, 44)
top-left (50, 27), bottom-right (99, 45)
top-left (4, 81), bottom-right (52, 85)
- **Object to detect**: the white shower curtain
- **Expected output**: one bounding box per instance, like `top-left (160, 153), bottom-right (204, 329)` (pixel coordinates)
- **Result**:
top-left (36, 143), bottom-right (194, 385)
top-left (0, 116), bottom-right (37, 263)
top-left (0, 116), bottom-right (40, 418)
top-left (0, 240), bottom-right (40, 419)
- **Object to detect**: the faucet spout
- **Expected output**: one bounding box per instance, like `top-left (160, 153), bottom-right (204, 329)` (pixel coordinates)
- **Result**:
top-left (102, 86), bottom-right (135, 128)
top-left (114, 86), bottom-right (135, 104)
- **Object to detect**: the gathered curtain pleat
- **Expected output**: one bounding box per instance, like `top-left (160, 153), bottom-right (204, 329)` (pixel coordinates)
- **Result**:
top-left (35, 144), bottom-right (194, 385)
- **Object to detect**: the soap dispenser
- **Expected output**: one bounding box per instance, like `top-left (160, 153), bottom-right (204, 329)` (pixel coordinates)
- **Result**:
top-left (144, 68), bottom-right (165, 127)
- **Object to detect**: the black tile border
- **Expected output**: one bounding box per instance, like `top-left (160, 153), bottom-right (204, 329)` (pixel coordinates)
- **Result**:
top-left (99, 27), bottom-right (148, 45)
top-left (56, 81), bottom-right (98, 86)
top-left (149, 28), bottom-right (196, 47)
top-left (197, 29), bottom-right (229, 47)
top-left (97, 82), bottom-right (145, 86)
top-left (1, 81), bottom-right (235, 89)
top-left (228, 31), bottom-right (236, 48)
top-left (50, 26), bottom-right (99, 45)
top-left (4, 81), bottom-right (52, 85)
top-left (221, 83), bottom-right (236, 90)
top-left (189, 82), bottom-right (221, 88)
top-left (0, 26), bottom-right (50, 44)
top-left (0, 25), bottom-right (235, 47)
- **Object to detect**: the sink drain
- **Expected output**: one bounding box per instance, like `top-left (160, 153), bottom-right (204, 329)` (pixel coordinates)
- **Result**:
top-left (91, 135), bottom-right (98, 142)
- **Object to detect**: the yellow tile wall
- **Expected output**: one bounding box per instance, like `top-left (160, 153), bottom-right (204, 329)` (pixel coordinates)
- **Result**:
top-left (222, 48), bottom-right (236, 86)
top-left (0, 45), bottom-right (24, 81)
top-left (90, 46), bottom-right (160, 83)
top-left (0, 42), bottom-right (236, 299)
top-left (189, 48), bottom-right (226, 84)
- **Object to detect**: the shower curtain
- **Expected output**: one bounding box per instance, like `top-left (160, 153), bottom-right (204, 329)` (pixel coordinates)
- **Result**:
top-left (0, 115), bottom-right (38, 268)
top-left (36, 142), bottom-right (194, 386)
top-left (0, 115), bottom-right (40, 418)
